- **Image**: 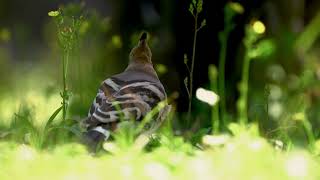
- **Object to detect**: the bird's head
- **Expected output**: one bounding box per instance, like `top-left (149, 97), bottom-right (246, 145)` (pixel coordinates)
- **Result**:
top-left (129, 32), bottom-right (152, 64)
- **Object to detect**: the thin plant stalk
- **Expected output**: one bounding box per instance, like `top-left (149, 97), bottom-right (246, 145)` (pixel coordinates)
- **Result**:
top-left (237, 25), bottom-right (257, 125)
top-left (186, 0), bottom-right (206, 119)
top-left (62, 49), bottom-right (69, 121)
top-left (188, 13), bottom-right (198, 119)
top-left (302, 119), bottom-right (316, 149)
top-left (48, 8), bottom-right (83, 126)
top-left (237, 21), bottom-right (272, 125)
top-left (218, 33), bottom-right (227, 126)
top-left (295, 11), bottom-right (320, 56)
top-left (294, 110), bottom-right (316, 150)
top-left (218, 2), bottom-right (243, 127)
top-left (211, 102), bottom-right (219, 133)
top-left (209, 65), bottom-right (219, 133)
top-left (292, 111), bottom-right (316, 150)
top-left (218, 28), bottom-right (234, 126)
top-left (238, 53), bottom-right (250, 125)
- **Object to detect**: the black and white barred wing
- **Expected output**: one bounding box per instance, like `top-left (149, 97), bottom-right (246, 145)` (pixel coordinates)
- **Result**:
top-left (82, 78), bottom-right (121, 130)
top-left (87, 78), bottom-right (121, 117)
top-left (84, 79), bottom-right (166, 131)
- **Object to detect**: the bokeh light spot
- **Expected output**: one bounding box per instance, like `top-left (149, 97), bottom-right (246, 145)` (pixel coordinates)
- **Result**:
top-left (196, 88), bottom-right (219, 106)
top-left (286, 155), bottom-right (308, 178)
top-left (252, 21), bottom-right (266, 34)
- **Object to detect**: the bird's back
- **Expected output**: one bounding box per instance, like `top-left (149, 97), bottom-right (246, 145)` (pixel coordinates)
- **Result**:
top-left (84, 69), bottom-right (166, 130)
top-left (112, 69), bottom-right (165, 94)
top-left (81, 32), bottom-right (168, 152)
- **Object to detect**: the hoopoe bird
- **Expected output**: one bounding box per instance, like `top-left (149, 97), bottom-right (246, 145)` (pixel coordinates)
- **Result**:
top-left (82, 32), bottom-right (168, 149)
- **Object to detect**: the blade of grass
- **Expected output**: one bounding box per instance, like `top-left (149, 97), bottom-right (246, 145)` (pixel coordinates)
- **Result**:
top-left (44, 106), bottom-right (63, 131)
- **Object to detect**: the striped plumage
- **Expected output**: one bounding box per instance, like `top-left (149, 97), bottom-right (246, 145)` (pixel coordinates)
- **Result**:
top-left (82, 33), bottom-right (167, 149)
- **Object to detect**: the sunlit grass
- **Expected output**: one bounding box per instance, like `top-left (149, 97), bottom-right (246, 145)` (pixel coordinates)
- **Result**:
top-left (0, 96), bottom-right (20, 126)
top-left (0, 65), bottom-right (61, 128)
top-left (0, 132), bottom-right (320, 180)
top-left (0, 91), bottom-right (61, 127)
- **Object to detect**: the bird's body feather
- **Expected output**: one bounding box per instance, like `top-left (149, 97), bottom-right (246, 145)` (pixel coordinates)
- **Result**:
top-left (81, 33), bottom-right (167, 150)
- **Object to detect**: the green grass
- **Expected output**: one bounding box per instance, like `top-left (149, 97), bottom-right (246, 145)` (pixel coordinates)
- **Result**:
top-left (0, 128), bottom-right (320, 180)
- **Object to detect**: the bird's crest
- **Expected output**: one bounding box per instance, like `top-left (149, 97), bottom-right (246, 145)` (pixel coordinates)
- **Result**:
top-left (140, 32), bottom-right (147, 41)
top-left (129, 32), bottom-right (152, 64)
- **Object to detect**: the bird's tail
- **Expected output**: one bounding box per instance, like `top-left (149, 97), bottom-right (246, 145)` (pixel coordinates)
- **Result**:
top-left (81, 127), bottom-right (110, 153)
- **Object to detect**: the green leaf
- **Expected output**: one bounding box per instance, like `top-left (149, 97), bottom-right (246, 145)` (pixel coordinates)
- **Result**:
top-left (201, 19), bottom-right (206, 28)
top-left (197, 0), bottom-right (203, 13)
top-left (192, 0), bottom-right (197, 6)
top-left (249, 39), bottom-right (276, 59)
top-left (44, 106), bottom-right (63, 130)
top-left (189, 4), bottom-right (194, 15)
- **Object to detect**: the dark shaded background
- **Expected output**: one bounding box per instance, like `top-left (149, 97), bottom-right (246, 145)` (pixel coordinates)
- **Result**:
top-left (0, 0), bottom-right (319, 113)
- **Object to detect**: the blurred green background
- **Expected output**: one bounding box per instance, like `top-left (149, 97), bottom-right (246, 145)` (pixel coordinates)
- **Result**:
top-left (0, 0), bottom-right (319, 139)
top-left (0, 0), bottom-right (320, 179)
top-left (0, 0), bottom-right (319, 141)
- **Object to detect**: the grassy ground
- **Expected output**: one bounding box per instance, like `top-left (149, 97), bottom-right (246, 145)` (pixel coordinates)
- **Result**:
top-left (0, 126), bottom-right (320, 180)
